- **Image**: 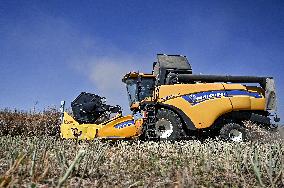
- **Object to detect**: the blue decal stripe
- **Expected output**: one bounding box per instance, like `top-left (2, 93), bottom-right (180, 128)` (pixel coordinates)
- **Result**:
top-left (182, 90), bottom-right (262, 105)
top-left (227, 90), bottom-right (262, 98)
top-left (114, 120), bottom-right (134, 129)
top-left (182, 95), bottom-right (194, 103)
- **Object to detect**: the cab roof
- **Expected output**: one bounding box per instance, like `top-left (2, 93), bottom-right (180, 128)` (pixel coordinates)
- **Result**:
top-left (122, 72), bottom-right (155, 83)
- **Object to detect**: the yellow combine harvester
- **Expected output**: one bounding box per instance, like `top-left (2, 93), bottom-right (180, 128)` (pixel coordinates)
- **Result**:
top-left (60, 54), bottom-right (280, 141)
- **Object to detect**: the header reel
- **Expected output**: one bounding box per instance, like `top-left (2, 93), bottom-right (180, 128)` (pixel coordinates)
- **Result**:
top-left (71, 92), bottom-right (121, 124)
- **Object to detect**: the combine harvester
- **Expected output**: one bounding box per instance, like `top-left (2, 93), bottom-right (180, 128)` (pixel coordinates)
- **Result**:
top-left (60, 54), bottom-right (280, 142)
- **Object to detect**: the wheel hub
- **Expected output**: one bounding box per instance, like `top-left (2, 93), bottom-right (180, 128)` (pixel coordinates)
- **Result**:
top-left (155, 119), bottom-right (173, 138)
top-left (229, 129), bottom-right (243, 142)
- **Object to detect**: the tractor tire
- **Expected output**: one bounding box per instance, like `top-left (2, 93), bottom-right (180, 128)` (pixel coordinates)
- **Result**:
top-left (220, 122), bottom-right (247, 142)
top-left (155, 109), bottom-right (186, 141)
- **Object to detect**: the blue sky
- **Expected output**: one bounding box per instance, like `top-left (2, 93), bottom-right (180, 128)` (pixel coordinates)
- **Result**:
top-left (0, 0), bottom-right (283, 122)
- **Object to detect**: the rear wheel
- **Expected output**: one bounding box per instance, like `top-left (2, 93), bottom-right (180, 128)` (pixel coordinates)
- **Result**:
top-left (155, 109), bottom-right (186, 141)
top-left (220, 122), bottom-right (247, 142)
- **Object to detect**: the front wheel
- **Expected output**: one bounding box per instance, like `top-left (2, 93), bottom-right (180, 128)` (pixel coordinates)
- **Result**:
top-left (219, 123), bottom-right (247, 142)
top-left (155, 109), bottom-right (186, 141)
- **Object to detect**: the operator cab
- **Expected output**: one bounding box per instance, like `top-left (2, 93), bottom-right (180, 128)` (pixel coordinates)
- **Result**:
top-left (122, 72), bottom-right (155, 109)
top-left (122, 54), bottom-right (192, 110)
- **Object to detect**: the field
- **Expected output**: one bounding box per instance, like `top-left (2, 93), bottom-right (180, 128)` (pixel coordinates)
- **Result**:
top-left (0, 109), bottom-right (283, 187)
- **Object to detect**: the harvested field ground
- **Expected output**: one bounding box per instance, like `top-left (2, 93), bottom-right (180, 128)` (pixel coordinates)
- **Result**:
top-left (0, 110), bottom-right (283, 187)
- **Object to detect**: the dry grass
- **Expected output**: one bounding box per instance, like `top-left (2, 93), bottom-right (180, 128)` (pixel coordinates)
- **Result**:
top-left (0, 110), bottom-right (283, 187)
top-left (0, 108), bottom-right (60, 136)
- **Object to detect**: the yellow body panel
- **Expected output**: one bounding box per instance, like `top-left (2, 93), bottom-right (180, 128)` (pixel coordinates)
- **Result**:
top-left (156, 83), bottom-right (265, 129)
top-left (250, 98), bottom-right (266, 110)
top-left (60, 112), bottom-right (143, 140)
top-left (159, 84), bottom-right (232, 128)
top-left (163, 97), bottom-right (232, 129)
top-left (222, 84), bottom-right (265, 111)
